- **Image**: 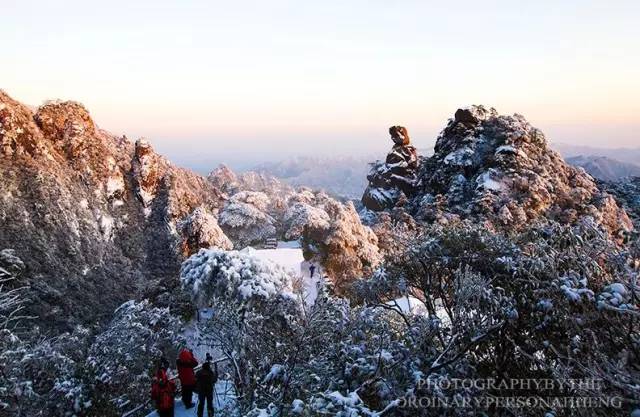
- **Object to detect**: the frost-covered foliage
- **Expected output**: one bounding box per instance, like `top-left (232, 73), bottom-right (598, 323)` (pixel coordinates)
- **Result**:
top-left (1, 326), bottom-right (92, 417)
top-left (287, 300), bottom-right (413, 417)
top-left (1, 295), bottom-right (184, 416)
top-left (0, 249), bottom-right (27, 330)
top-left (0, 252), bottom-right (93, 416)
top-left (176, 216), bottom-right (640, 416)
top-left (0, 250), bottom-right (35, 413)
top-left (352, 219), bottom-right (640, 416)
top-left (85, 300), bottom-right (184, 413)
top-left (181, 248), bottom-right (298, 308)
top-left (302, 199), bottom-right (382, 294)
top-left (282, 202), bottom-right (330, 241)
top-left (181, 248), bottom-right (305, 415)
top-left (179, 206), bottom-right (232, 256)
top-left (219, 191), bottom-right (277, 247)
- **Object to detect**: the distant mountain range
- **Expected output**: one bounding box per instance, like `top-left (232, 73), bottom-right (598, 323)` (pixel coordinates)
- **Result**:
top-left (252, 155), bottom-right (375, 200)
top-left (551, 143), bottom-right (640, 181)
top-left (252, 144), bottom-right (639, 200)
top-left (552, 143), bottom-right (640, 166)
top-left (566, 155), bottom-right (640, 182)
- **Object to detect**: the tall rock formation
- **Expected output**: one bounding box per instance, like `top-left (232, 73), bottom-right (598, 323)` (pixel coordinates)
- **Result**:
top-left (362, 126), bottom-right (420, 211)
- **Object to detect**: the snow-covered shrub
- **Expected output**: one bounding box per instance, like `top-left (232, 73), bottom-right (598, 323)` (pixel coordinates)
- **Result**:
top-left (282, 202), bottom-right (330, 241)
top-left (0, 249), bottom-right (27, 331)
top-left (302, 199), bottom-right (381, 294)
top-left (21, 327), bottom-right (92, 416)
top-left (85, 299), bottom-right (184, 414)
top-left (0, 325), bottom-right (92, 417)
top-left (179, 206), bottom-right (232, 256)
top-left (354, 219), bottom-right (640, 416)
top-left (557, 271), bottom-right (595, 302)
top-left (219, 191), bottom-right (277, 247)
top-left (597, 282), bottom-right (637, 312)
top-left (181, 248), bottom-right (298, 309)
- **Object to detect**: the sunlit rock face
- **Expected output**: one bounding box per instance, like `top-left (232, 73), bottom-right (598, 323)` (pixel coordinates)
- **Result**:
top-left (179, 206), bottom-right (233, 256)
top-left (0, 90), bottom-right (227, 330)
top-left (301, 198), bottom-right (381, 294)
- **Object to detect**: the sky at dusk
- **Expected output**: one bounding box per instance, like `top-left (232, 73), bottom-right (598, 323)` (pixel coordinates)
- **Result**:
top-left (2, 0), bottom-right (638, 170)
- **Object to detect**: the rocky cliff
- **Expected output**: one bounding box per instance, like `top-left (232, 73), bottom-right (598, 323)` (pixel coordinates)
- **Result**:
top-left (0, 90), bottom-right (385, 327)
top-left (0, 91), bottom-right (226, 330)
top-left (363, 106), bottom-right (632, 241)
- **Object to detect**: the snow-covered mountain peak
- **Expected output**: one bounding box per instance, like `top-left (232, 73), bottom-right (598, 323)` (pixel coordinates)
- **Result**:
top-left (364, 106), bottom-right (632, 240)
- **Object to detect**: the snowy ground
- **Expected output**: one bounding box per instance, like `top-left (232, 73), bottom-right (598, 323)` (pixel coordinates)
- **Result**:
top-left (386, 295), bottom-right (450, 326)
top-left (252, 246), bottom-right (303, 274)
top-left (386, 295), bottom-right (427, 314)
top-left (251, 241), bottom-right (323, 305)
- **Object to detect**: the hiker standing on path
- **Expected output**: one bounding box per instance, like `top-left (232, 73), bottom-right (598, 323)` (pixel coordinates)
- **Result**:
top-left (196, 354), bottom-right (218, 417)
top-left (151, 365), bottom-right (176, 417)
top-left (176, 348), bottom-right (198, 409)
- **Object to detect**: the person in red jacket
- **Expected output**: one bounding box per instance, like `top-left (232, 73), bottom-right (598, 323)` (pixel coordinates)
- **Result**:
top-left (151, 368), bottom-right (176, 417)
top-left (176, 348), bottom-right (198, 408)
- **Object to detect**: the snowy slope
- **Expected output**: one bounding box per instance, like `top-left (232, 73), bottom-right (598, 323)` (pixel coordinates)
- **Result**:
top-left (252, 246), bottom-right (303, 274)
top-left (251, 241), bottom-right (323, 305)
